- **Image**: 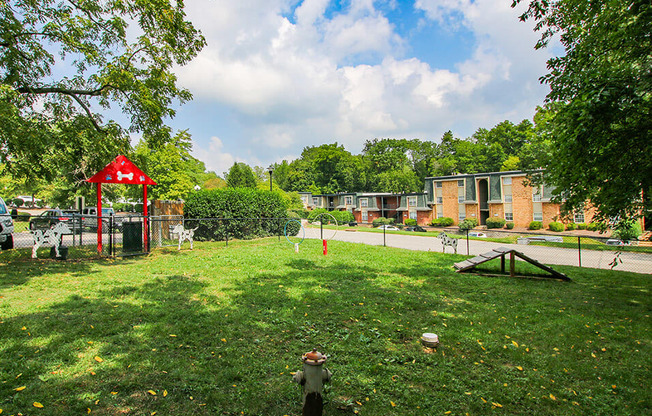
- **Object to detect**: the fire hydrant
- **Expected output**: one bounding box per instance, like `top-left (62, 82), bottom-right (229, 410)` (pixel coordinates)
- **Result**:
top-left (292, 348), bottom-right (332, 416)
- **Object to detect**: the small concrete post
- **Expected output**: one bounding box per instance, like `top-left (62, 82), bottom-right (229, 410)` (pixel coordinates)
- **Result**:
top-left (292, 349), bottom-right (332, 416)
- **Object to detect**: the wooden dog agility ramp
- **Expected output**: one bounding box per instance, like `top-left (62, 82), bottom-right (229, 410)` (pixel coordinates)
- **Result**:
top-left (454, 247), bottom-right (570, 281)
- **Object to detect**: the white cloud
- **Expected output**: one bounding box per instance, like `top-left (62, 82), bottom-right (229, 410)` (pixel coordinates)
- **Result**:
top-left (175, 0), bottom-right (553, 167)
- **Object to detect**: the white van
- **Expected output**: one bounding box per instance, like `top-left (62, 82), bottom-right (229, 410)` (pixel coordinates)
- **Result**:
top-left (0, 197), bottom-right (14, 250)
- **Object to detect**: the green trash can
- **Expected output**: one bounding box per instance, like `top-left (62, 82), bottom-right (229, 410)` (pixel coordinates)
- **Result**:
top-left (123, 221), bottom-right (143, 252)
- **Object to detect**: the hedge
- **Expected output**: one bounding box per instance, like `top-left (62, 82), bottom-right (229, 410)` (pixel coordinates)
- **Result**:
top-left (431, 217), bottom-right (454, 227)
top-left (565, 223), bottom-right (577, 231)
top-left (548, 221), bottom-right (564, 232)
top-left (529, 221), bottom-right (543, 230)
top-left (458, 218), bottom-right (478, 231)
top-left (372, 217), bottom-right (394, 227)
top-left (486, 218), bottom-right (505, 229)
top-left (184, 188), bottom-right (290, 241)
top-left (404, 218), bottom-right (417, 226)
top-left (505, 222), bottom-right (514, 229)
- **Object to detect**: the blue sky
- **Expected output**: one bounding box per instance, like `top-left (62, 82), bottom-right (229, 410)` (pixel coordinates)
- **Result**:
top-left (161, 0), bottom-right (555, 176)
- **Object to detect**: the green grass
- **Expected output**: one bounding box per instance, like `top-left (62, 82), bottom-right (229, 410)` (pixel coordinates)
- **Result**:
top-left (1, 239), bottom-right (650, 415)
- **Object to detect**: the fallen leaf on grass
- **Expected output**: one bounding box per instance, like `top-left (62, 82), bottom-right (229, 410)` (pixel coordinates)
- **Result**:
top-left (163, 390), bottom-right (168, 397)
top-left (512, 341), bottom-right (519, 348)
top-left (94, 356), bottom-right (103, 363)
top-left (390, 401), bottom-right (396, 407)
top-left (549, 394), bottom-right (556, 401)
top-left (33, 402), bottom-right (44, 408)
top-left (147, 390), bottom-right (157, 395)
top-left (480, 397), bottom-right (487, 403)
top-left (15, 386), bottom-right (26, 391)
top-left (492, 402), bottom-right (503, 408)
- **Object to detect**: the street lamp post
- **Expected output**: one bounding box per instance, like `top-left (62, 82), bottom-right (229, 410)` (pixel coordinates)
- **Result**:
top-left (267, 165), bottom-right (274, 191)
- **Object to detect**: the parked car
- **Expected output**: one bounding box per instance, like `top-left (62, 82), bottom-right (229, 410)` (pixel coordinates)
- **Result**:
top-left (468, 231), bottom-right (487, 238)
top-left (405, 225), bottom-right (427, 232)
top-left (82, 207), bottom-right (124, 231)
top-left (377, 225), bottom-right (399, 231)
top-left (28, 209), bottom-right (79, 232)
top-left (605, 239), bottom-right (630, 246)
top-left (0, 197), bottom-right (14, 250)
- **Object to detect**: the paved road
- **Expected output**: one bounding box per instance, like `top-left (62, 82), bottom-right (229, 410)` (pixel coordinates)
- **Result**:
top-left (304, 227), bottom-right (652, 274)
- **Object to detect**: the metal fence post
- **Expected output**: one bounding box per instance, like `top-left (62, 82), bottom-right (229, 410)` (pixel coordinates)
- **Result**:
top-left (383, 225), bottom-right (386, 247)
top-left (578, 236), bottom-right (582, 267)
top-left (466, 229), bottom-right (470, 255)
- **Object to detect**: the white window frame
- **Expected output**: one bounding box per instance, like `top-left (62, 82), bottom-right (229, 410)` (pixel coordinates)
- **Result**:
top-left (503, 177), bottom-right (512, 185)
top-left (312, 197), bottom-right (319, 206)
top-left (458, 195), bottom-right (464, 203)
top-left (505, 212), bottom-right (513, 221)
top-left (533, 212), bottom-right (543, 221)
top-left (459, 212), bottom-right (466, 221)
top-left (533, 187), bottom-right (542, 202)
top-left (360, 198), bottom-right (368, 208)
top-left (436, 182), bottom-right (443, 188)
top-left (574, 212), bottom-right (585, 223)
top-left (345, 196), bottom-right (353, 205)
top-left (409, 211), bottom-right (417, 220)
top-left (505, 195), bottom-right (513, 203)
top-left (361, 211), bottom-right (368, 221)
top-left (436, 196), bottom-right (443, 204)
top-left (458, 180), bottom-right (464, 187)
top-left (407, 196), bottom-right (417, 207)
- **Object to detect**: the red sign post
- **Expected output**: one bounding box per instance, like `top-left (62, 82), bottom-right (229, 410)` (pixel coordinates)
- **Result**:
top-left (87, 155), bottom-right (156, 254)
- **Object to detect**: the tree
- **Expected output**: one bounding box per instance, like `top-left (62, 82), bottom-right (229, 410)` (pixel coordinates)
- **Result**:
top-left (0, 0), bottom-right (205, 184)
top-left (225, 163), bottom-right (257, 188)
top-left (132, 130), bottom-right (206, 201)
top-left (514, 0), bottom-right (652, 223)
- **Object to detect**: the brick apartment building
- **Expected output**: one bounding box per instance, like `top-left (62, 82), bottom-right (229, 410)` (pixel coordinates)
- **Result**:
top-left (424, 170), bottom-right (595, 228)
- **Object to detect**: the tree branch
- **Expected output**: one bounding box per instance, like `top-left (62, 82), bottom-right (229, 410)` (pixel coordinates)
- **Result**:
top-left (16, 84), bottom-right (114, 96)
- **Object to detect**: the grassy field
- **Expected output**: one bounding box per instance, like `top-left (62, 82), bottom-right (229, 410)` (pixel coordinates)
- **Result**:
top-left (1, 239), bottom-right (650, 415)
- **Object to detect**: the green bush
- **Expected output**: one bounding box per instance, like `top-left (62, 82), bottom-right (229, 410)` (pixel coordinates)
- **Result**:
top-left (458, 218), bottom-right (478, 231)
top-left (289, 209), bottom-right (310, 219)
top-left (307, 208), bottom-right (329, 223)
top-left (565, 223), bottom-right (577, 231)
top-left (586, 222), bottom-right (599, 232)
top-left (611, 221), bottom-right (642, 242)
top-left (505, 222), bottom-right (514, 229)
top-left (15, 212), bottom-right (31, 222)
top-left (486, 218), bottom-right (506, 229)
top-left (12, 198), bottom-right (24, 207)
top-left (548, 221), bottom-right (564, 232)
top-left (404, 218), bottom-right (417, 226)
top-left (431, 217), bottom-right (454, 227)
top-left (184, 188), bottom-right (290, 241)
top-left (576, 223), bottom-right (587, 230)
top-left (330, 210), bottom-right (355, 225)
top-left (372, 217), bottom-right (391, 227)
top-left (529, 221), bottom-right (542, 230)
top-left (284, 211), bottom-right (301, 236)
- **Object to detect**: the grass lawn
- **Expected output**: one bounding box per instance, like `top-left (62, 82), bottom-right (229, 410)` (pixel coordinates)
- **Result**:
top-left (0, 239), bottom-right (650, 415)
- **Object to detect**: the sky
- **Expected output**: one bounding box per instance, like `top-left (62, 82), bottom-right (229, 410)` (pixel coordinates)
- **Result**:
top-left (163, 0), bottom-right (556, 176)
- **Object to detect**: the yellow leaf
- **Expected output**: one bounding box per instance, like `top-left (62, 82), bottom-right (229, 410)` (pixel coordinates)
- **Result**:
top-left (148, 390), bottom-right (157, 396)
top-left (21, 326), bottom-right (26, 330)
top-left (87, 408), bottom-right (91, 413)
top-left (111, 392), bottom-right (118, 395)
top-left (390, 401), bottom-right (396, 407)
top-left (15, 385), bottom-right (26, 391)
top-left (512, 340), bottom-right (519, 348)
top-left (481, 397), bottom-right (487, 403)
top-left (517, 366), bottom-right (523, 371)
top-left (94, 356), bottom-right (103, 363)
top-left (549, 394), bottom-right (556, 401)
top-left (151, 412), bottom-right (157, 416)
top-left (611, 385), bottom-right (617, 389)
top-left (33, 402), bottom-right (44, 408)
top-left (0, 408), bottom-right (3, 414)
top-left (169, 334), bottom-right (177, 337)
top-left (492, 402), bottom-right (503, 408)
top-left (445, 411), bottom-right (452, 414)
top-left (221, 338), bottom-right (227, 342)
top-left (163, 390), bottom-right (168, 397)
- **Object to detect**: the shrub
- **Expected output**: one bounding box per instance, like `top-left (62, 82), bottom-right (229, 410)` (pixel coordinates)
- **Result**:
top-left (611, 221), bottom-right (642, 242)
top-left (529, 221), bottom-right (542, 230)
top-left (431, 217), bottom-right (454, 227)
top-left (404, 218), bottom-right (417, 226)
top-left (307, 208), bottom-right (329, 223)
top-left (486, 218), bottom-right (506, 229)
top-left (12, 198), bottom-right (24, 207)
top-left (184, 188), bottom-right (290, 241)
top-left (565, 223), bottom-right (577, 231)
top-left (586, 222), bottom-right (599, 232)
top-left (289, 209), bottom-right (310, 219)
top-left (576, 223), bottom-right (587, 230)
top-left (284, 211), bottom-right (301, 236)
top-left (505, 221), bottom-right (514, 229)
top-left (330, 210), bottom-right (354, 225)
top-left (15, 212), bottom-right (31, 222)
top-left (458, 218), bottom-right (478, 231)
top-left (548, 221), bottom-right (564, 232)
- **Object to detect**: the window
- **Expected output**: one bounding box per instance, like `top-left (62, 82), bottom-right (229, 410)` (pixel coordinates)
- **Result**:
top-left (436, 205), bottom-right (443, 218)
top-left (410, 211), bottom-right (417, 220)
top-left (533, 212), bottom-right (543, 221)
top-left (533, 188), bottom-right (541, 202)
top-left (360, 198), bottom-right (368, 208)
top-left (436, 197), bottom-right (443, 204)
top-left (503, 177), bottom-right (512, 185)
top-left (345, 196), bottom-right (353, 205)
top-left (458, 180), bottom-right (464, 187)
top-left (312, 197), bottom-right (319, 206)
top-left (574, 212), bottom-right (585, 223)
top-left (407, 196), bottom-right (417, 207)
top-left (505, 195), bottom-right (512, 202)
top-left (505, 212), bottom-right (513, 221)
top-left (436, 182), bottom-right (442, 188)
top-left (361, 211), bottom-right (368, 221)
top-left (458, 195), bottom-right (464, 203)
top-left (459, 212), bottom-right (466, 221)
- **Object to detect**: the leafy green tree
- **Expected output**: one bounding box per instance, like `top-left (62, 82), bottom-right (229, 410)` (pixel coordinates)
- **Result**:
top-left (132, 130), bottom-right (206, 201)
top-left (0, 0), bottom-right (205, 186)
top-left (226, 162), bottom-right (257, 188)
top-left (514, 0), bottom-right (652, 223)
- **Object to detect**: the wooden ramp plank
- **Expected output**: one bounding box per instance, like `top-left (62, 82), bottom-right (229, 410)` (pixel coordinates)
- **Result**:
top-left (453, 247), bottom-right (570, 281)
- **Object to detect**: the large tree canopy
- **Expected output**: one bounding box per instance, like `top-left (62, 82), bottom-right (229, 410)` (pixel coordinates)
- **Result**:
top-left (0, 0), bottom-right (205, 183)
top-left (514, 0), bottom-right (651, 223)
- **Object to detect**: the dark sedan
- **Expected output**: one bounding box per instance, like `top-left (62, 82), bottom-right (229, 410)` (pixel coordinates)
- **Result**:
top-left (29, 209), bottom-right (81, 232)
